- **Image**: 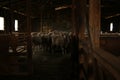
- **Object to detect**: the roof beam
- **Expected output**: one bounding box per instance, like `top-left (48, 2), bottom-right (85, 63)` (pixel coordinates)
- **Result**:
top-left (105, 13), bottom-right (120, 19)
top-left (55, 5), bottom-right (72, 10)
top-left (1, 6), bottom-right (35, 18)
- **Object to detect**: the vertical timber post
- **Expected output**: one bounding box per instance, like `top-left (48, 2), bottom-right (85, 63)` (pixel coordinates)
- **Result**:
top-left (40, 10), bottom-right (43, 32)
top-left (72, 0), bottom-right (76, 36)
top-left (72, 0), bottom-right (87, 79)
top-left (88, 0), bottom-right (101, 80)
top-left (26, 0), bottom-right (33, 75)
top-left (77, 0), bottom-right (87, 40)
top-left (77, 0), bottom-right (87, 79)
top-left (71, 0), bottom-right (80, 80)
top-left (89, 0), bottom-right (101, 48)
top-left (9, 0), bottom-right (14, 33)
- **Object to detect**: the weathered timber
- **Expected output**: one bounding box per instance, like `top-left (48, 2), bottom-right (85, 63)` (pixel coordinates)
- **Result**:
top-left (72, 0), bottom-right (76, 35)
top-left (80, 35), bottom-right (120, 80)
top-left (89, 0), bottom-right (101, 48)
top-left (87, 0), bottom-right (101, 79)
top-left (26, 0), bottom-right (33, 75)
top-left (77, 0), bottom-right (87, 40)
top-left (93, 48), bottom-right (120, 80)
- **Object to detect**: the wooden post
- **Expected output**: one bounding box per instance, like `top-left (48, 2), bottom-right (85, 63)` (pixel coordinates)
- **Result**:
top-left (26, 0), bottom-right (33, 75)
top-left (89, 0), bottom-right (101, 48)
top-left (71, 1), bottom-right (79, 80)
top-left (72, 0), bottom-right (76, 35)
top-left (77, 0), bottom-right (87, 40)
top-left (9, 0), bottom-right (14, 33)
top-left (77, 0), bottom-right (88, 79)
top-left (88, 0), bottom-right (101, 80)
top-left (40, 9), bottom-right (43, 32)
top-left (72, 0), bottom-right (88, 80)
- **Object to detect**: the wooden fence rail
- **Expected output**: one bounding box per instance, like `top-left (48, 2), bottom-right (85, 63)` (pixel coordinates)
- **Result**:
top-left (80, 40), bottom-right (120, 80)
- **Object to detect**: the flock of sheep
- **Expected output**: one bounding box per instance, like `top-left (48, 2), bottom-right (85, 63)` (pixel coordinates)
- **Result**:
top-left (31, 31), bottom-right (74, 55)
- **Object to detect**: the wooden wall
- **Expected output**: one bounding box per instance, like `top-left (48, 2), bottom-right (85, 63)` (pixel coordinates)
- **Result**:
top-left (100, 35), bottom-right (120, 56)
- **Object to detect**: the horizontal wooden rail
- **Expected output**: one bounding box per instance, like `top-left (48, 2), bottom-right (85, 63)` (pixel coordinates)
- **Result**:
top-left (93, 48), bottom-right (120, 80)
top-left (80, 40), bottom-right (120, 80)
